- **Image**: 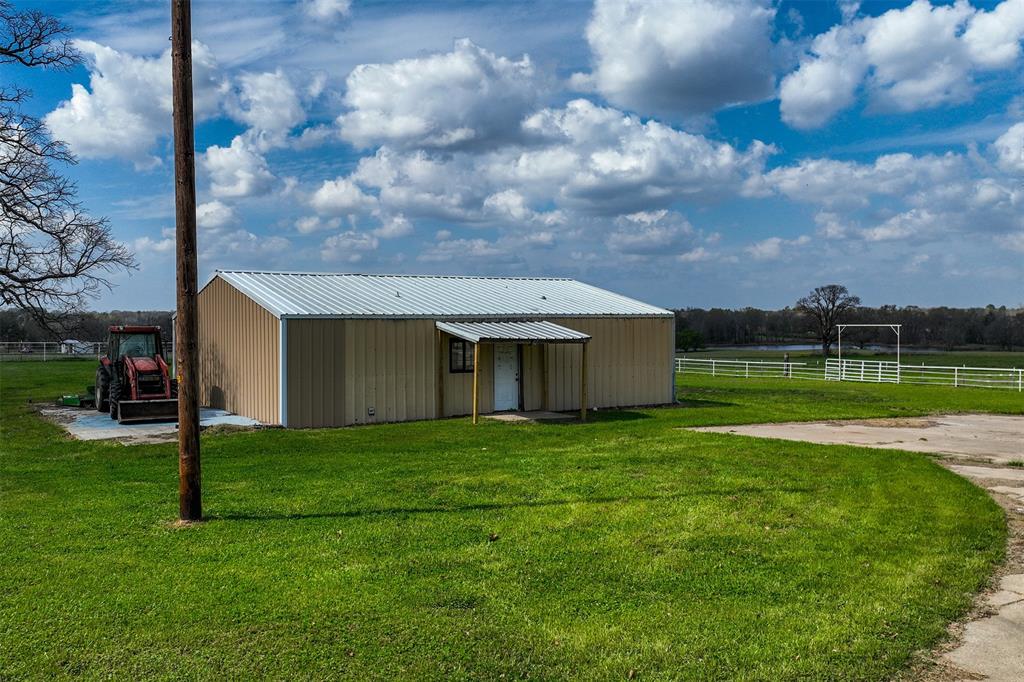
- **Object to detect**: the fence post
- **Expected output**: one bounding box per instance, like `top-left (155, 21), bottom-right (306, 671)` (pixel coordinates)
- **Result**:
top-left (1018, 368), bottom-right (1021, 392)
top-left (954, 367), bottom-right (958, 388)
top-left (745, 362), bottom-right (749, 378)
top-left (43, 343), bottom-right (46, 362)
top-left (712, 360), bottom-right (716, 377)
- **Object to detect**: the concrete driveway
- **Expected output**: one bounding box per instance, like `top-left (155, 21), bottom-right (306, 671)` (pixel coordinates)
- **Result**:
top-left (691, 413), bottom-right (1024, 464)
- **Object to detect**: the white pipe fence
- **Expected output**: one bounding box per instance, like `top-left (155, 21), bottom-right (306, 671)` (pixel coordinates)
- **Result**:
top-left (677, 356), bottom-right (1023, 391)
top-left (675, 357), bottom-right (824, 381)
top-left (0, 341), bottom-right (103, 361)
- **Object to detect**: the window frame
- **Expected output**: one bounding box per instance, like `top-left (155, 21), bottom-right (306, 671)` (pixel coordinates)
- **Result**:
top-left (448, 338), bottom-right (476, 373)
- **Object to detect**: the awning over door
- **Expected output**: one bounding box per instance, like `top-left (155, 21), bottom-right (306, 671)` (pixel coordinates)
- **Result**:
top-left (435, 320), bottom-right (590, 344)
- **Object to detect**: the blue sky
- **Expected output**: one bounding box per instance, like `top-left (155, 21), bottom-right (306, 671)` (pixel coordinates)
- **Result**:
top-left (11, 0), bottom-right (1024, 310)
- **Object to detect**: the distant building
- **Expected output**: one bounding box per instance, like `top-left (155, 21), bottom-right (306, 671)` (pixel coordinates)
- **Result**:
top-left (197, 270), bottom-right (675, 428)
top-left (60, 339), bottom-right (93, 354)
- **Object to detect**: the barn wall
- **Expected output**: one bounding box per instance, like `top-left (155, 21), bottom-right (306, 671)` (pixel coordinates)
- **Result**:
top-left (278, 314), bottom-right (672, 428)
top-left (286, 318), bottom-right (437, 428)
top-left (438, 317), bottom-right (672, 416)
top-left (521, 344), bottom-right (544, 411)
top-left (544, 317), bottom-right (674, 411)
top-left (197, 278), bottom-right (279, 424)
top-left (442, 334), bottom-right (494, 417)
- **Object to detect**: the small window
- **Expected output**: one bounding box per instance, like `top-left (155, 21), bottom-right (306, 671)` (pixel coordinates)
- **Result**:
top-left (449, 338), bottom-right (475, 373)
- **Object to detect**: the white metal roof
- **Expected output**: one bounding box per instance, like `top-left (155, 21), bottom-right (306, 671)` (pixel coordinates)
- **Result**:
top-left (211, 270), bottom-right (671, 319)
top-left (436, 320), bottom-right (590, 344)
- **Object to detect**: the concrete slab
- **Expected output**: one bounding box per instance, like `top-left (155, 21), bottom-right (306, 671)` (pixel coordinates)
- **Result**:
top-left (948, 465), bottom-right (1024, 482)
top-left (691, 414), bottom-right (1024, 464)
top-left (990, 486), bottom-right (1024, 502)
top-left (943, 600), bottom-right (1024, 682)
top-left (483, 410), bottom-right (576, 423)
top-left (41, 406), bottom-right (261, 444)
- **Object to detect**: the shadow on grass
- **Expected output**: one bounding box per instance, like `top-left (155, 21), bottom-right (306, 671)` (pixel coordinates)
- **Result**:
top-left (671, 398), bottom-right (737, 409)
top-left (211, 485), bottom-right (816, 523)
top-left (586, 410), bottom-right (653, 423)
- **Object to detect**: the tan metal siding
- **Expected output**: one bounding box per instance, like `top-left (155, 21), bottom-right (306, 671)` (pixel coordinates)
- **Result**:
top-left (442, 336), bottom-right (494, 417)
top-left (521, 345), bottom-right (544, 411)
top-left (544, 317), bottom-right (673, 411)
top-left (286, 319), bottom-right (437, 428)
top-left (198, 278), bottom-right (279, 424)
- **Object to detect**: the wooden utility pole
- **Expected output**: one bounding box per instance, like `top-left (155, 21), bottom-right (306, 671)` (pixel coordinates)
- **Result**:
top-left (171, 0), bottom-right (201, 521)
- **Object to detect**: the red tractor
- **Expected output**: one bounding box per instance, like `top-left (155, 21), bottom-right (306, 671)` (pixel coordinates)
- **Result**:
top-left (95, 326), bottom-right (178, 423)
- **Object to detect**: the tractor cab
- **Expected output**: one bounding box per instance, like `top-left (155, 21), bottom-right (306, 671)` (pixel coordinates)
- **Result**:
top-left (108, 328), bottom-right (163, 361)
top-left (96, 326), bottom-right (178, 423)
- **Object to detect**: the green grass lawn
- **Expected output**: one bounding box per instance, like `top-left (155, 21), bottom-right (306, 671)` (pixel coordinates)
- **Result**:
top-left (1, 361), bottom-right (1020, 680)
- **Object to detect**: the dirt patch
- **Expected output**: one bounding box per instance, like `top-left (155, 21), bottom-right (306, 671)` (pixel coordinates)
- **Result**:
top-left (826, 417), bottom-right (939, 428)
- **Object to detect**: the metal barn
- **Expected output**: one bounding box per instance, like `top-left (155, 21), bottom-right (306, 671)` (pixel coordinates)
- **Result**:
top-left (197, 270), bottom-right (675, 428)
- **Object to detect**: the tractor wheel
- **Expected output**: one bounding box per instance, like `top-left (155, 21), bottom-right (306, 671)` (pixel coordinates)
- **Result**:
top-left (95, 367), bottom-right (109, 412)
top-left (109, 375), bottom-right (122, 421)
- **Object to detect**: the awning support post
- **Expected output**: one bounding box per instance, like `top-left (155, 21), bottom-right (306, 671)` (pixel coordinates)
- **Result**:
top-left (472, 342), bottom-right (479, 425)
top-left (580, 341), bottom-right (588, 422)
top-left (435, 329), bottom-right (444, 419)
top-left (541, 345), bottom-right (549, 411)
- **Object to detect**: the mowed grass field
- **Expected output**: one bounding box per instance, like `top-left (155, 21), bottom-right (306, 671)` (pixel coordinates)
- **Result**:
top-left (2, 361), bottom-right (1022, 679)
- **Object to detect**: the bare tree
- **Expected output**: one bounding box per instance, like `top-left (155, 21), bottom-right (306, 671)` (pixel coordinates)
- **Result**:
top-left (795, 284), bottom-right (861, 356)
top-left (0, 1), bottom-right (134, 336)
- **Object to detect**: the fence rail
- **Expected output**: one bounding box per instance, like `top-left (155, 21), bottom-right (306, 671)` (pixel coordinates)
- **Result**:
top-left (674, 357), bottom-right (824, 381)
top-left (0, 341), bottom-right (103, 362)
top-left (677, 356), bottom-right (1023, 391)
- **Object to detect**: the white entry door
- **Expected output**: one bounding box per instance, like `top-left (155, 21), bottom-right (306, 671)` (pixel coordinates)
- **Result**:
top-left (493, 343), bottom-right (519, 411)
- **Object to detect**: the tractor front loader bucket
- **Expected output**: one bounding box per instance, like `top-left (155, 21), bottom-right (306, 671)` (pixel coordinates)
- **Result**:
top-left (116, 398), bottom-right (179, 424)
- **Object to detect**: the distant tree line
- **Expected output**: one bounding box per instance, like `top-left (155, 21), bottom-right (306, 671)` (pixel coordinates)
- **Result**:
top-left (3, 302), bottom-right (1023, 353)
top-left (0, 308), bottom-right (172, 342)
top-left (675, 304), bottom-right (1024, 352)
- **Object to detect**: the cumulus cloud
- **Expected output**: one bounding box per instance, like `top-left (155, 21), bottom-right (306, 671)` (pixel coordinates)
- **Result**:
top-left (995, 231), bottom-right (1024, 252)
top-left (309, 177), bottom-right (378, 216)
top-left (605, 210), bottom-right (695, 255)
top-left (295, 215), bottom-right (342, 234)
top-left (348, 100), bottom-right (772, 224)
top-left (757, 152), bottom-right (964, 205)
top-left (372, 214), bottom-right (414, 239)
top-left (778, 24), bottom-right (867, 129)
top-left (202, 135), bottom-right (276, 199)
top-left (227, 69), bottom-right (305, 150)
top-left (677, 246), bottom-right (713, 263)
top-left (814, 211), bottom-right (854, 239)
top-left (576, 0), bottom-right (776, 118)
top-left (745, 235), bottom-right (810, 260)
top-left (196, 200), bottom-right (237, 230)
top-left (321, 230), bottom-right (379, 262)
top-left (303, 0), bottom-right (352, 21)
top-left (515, 99), bottom-right (775, 212)
top-left (861, 208), bottom-right (938, 241)
top-left (417, 237), bottom-right (515, 264)
top-left (44, 40), bottom-right (226, 168)
top-left (338, 39), bottom-right (540, 150)
top-left (133, 229), bottom-right (176, 256)
top-left (482, 190), bottom-right (565, 226)
top-left (780, 0), bottom-right (1024, 128)
top-left (212, 229), bottom-right (291, 258)
top-left (993, 121), bottom-right (1024, 172)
